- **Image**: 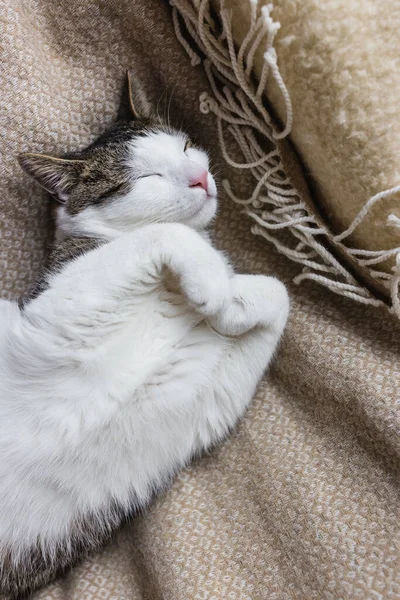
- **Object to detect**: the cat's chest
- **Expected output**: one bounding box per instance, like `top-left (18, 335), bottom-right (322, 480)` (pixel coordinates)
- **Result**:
top-left (64, 306), bottom-right (224, 450)
top-left (79, 288), bottom-right (213, 400)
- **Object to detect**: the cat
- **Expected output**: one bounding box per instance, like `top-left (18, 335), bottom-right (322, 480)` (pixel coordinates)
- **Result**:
top-left (0, 74), bottom-right (289, 599)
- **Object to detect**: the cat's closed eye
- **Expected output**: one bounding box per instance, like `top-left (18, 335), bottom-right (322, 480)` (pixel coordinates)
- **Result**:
top-left (137, 173), bottom-right (163, 179)
top-left (184, 140), bottom-right (192, 152)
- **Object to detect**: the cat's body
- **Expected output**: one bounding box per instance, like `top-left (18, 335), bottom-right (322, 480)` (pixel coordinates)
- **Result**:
top-left (0, 78), bottom-right (289, 598)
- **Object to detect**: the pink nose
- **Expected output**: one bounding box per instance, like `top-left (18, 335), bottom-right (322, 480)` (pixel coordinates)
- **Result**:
top-left (189, 169), bottom-right (209, 193)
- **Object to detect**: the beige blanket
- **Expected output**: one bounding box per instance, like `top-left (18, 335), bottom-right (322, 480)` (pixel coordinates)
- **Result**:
top-left (1, 1), bottom-right (399, 598)
top-left (219, 0), bottom-right (400, 308)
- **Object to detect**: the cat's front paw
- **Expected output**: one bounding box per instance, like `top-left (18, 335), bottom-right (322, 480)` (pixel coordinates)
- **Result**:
top-left (181, 265), bottom-right (231, 316)
top-left (209, 274), bottom-right (289, 336)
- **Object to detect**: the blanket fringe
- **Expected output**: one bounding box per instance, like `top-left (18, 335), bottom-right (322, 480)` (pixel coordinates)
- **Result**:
top-left (170, 0), bottom-right (400, 317)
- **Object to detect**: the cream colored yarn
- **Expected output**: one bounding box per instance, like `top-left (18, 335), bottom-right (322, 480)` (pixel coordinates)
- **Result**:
top-left (171, 0), bottom-right (400, 317)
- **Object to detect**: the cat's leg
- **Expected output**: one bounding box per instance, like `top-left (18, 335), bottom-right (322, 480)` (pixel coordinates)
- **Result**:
top-left (55, 223), bottom-right (232, 315)
top-left (22, 224), bottom-right (233, 346)
top-left (209, 274), bottom-right (289, 337)
top-left (197, 274), bottom-right (289, 445)
top-left (142, 224), bottom-right (233, 316)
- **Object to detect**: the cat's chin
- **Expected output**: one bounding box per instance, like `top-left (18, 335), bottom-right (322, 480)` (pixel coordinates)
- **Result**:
top-left (184, 196), bottom-right (217, 230)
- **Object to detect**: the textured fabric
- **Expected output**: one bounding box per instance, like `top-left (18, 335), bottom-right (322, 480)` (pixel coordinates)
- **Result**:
top-left (224, 0), bottom-right (400, 297)
top-left (1, 1), bottom-right (400, 599)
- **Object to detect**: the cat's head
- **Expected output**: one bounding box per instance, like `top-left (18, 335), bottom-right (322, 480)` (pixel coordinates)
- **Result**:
top-left (18, 73), bottom-right (217, 240)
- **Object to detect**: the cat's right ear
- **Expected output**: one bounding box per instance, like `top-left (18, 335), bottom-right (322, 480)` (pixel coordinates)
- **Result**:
top-left (117, 70), bottom-right (152, 121)
top-left (18, 153), bottom-right (85, 203)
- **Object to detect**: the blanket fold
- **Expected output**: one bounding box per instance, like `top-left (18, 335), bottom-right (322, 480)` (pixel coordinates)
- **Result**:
top-left (0, 1), bottom-right (399, 598)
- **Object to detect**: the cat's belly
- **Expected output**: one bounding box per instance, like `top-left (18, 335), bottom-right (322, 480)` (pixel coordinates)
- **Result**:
top-left (0, 295), bottom-right (228, 549)
top-left (68, 315), bottom-right (227, 502)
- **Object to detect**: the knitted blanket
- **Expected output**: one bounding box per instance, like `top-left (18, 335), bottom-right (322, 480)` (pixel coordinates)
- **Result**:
top-left (1, 1), bottom-right (399, 598)
top-left (204, 0), bottom-right (400, 313)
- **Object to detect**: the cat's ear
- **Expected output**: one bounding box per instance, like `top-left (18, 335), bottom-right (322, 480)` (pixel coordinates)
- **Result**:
top-left (18, 153), bottom-right (85, 203)
top-left (117, 70), bottom-right (152, 121)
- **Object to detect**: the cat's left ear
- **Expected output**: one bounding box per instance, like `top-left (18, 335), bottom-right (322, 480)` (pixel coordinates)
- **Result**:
top-left (117, 70), bottom-right (152, 121)
top-left (18, 153), bottom-right (85, 203)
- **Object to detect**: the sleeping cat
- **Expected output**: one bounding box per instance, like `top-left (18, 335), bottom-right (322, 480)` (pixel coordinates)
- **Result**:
top-left (0, 75), bottom-right (289, 598)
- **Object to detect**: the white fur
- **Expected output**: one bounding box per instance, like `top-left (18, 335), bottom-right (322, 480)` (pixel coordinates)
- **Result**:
top-left (0, 131), bottom-right (289, 561)
top-left (56, 132), bottom-right (217, 241)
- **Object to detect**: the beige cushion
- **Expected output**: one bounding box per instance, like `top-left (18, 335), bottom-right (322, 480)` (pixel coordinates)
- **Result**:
top-left (223, 0), bottom-right (400, 305)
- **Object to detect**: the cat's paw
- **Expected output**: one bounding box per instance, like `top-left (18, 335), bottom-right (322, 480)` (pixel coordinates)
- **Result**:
top-left (209, 274), bottom-right (289, 336)
top-left (155, 223), bottom-right (232, 316)
top-left (181, 263), bottom-right (231, 316)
